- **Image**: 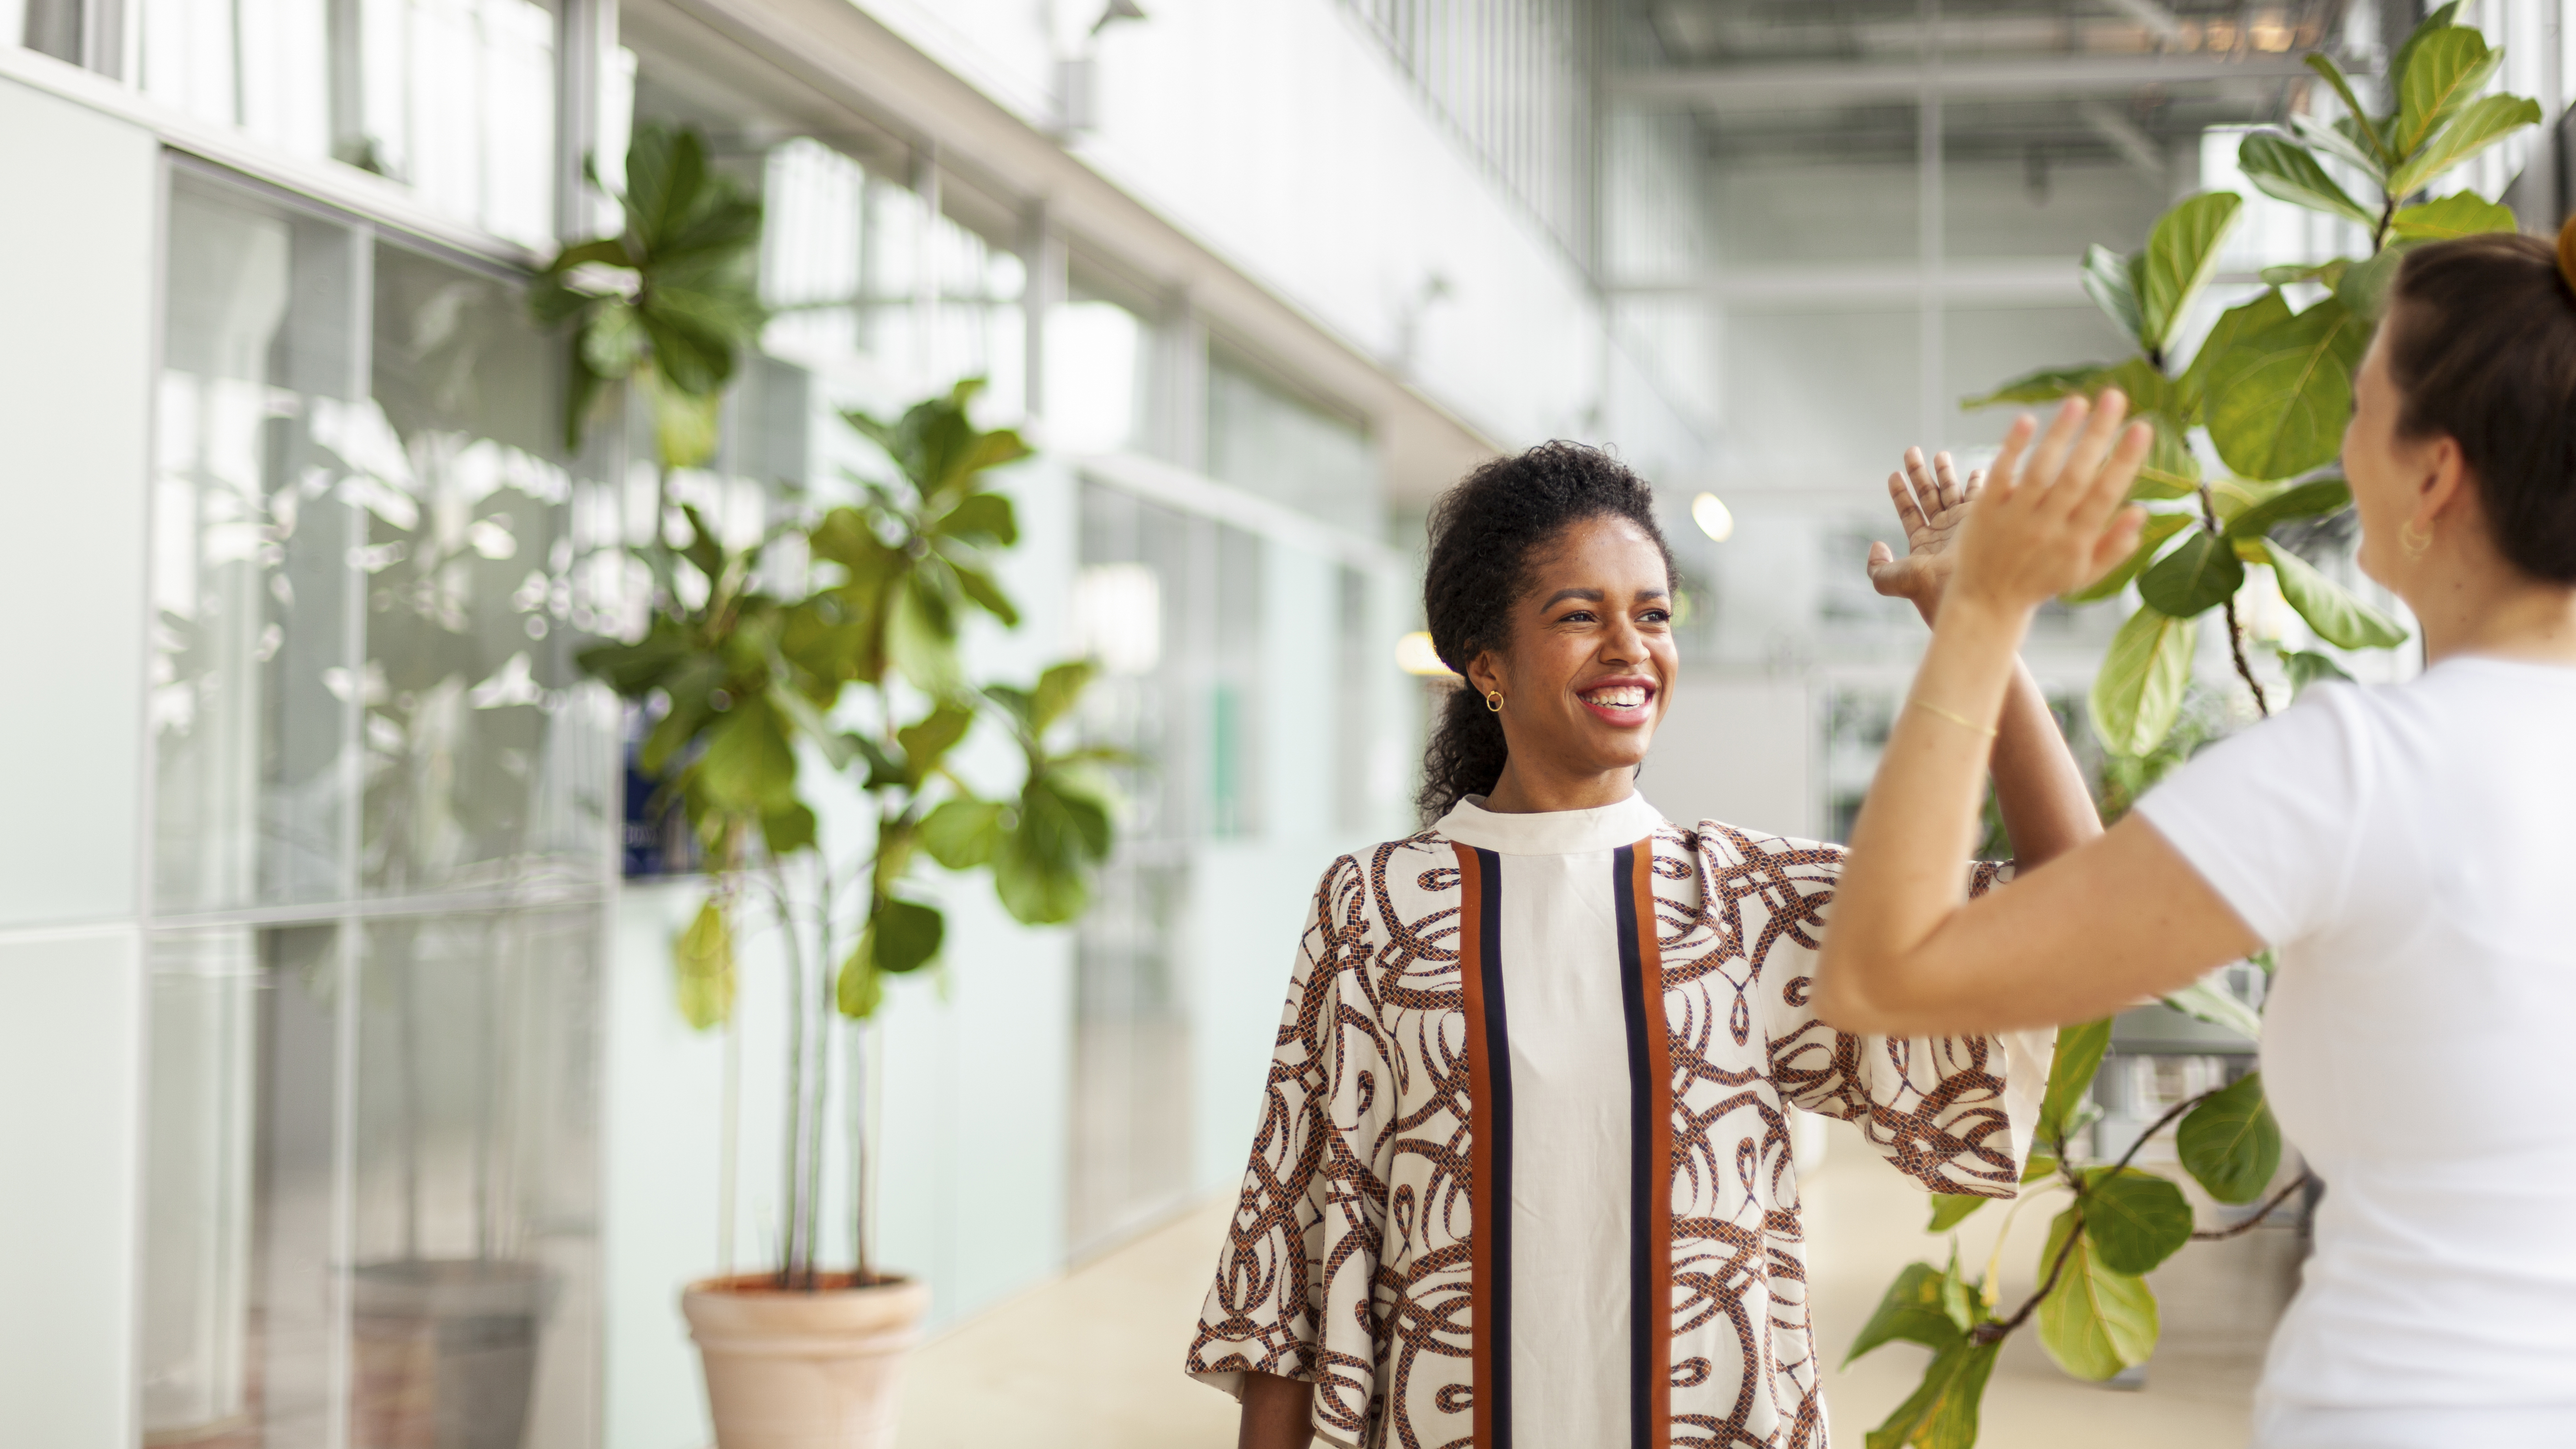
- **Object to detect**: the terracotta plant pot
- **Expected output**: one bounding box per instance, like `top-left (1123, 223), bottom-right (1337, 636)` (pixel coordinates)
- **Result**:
top-left (682, 1273), bottom-right (933, 1449)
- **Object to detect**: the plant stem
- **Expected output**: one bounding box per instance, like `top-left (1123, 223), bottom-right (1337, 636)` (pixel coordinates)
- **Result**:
top-left (804, 854), bottom-right (834, 1289)
top-left (1969, 1090), bottom-right (2223, 1344)
top-left (2192, 1170), bottom-right (2316, 1240)
top-left (2198, 485), bottom-right (2272, 717)
top-left (1973, 1206), bottom-right (2086, 1343)
top-left (776, 863), bottom-right (808, 1286)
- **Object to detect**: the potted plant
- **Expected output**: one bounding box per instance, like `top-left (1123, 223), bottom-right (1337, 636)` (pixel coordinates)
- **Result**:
top-left (535, 126), bottom-right (1118, 1448)
top-left (1848, 10), bottom-right (2536, 1443)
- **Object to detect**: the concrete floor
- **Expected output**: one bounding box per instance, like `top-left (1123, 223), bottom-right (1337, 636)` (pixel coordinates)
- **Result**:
top-left (897, 1118), bottom-right (2299, 1448)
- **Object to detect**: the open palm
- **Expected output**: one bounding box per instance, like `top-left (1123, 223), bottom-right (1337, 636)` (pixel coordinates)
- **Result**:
top-left (1867, 446), bottom-right (1983, 617)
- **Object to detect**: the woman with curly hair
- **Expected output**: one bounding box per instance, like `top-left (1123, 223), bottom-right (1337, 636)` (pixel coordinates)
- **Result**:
top-left (1185, 440), bottom-right (2104, 1448)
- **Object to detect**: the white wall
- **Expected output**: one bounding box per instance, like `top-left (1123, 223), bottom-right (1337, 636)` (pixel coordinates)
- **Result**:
top-left (0, 72), bottom-right (155, 928)
top-left (0, 72), bottom-right (158, 1449)
top-left (1645, 676), bottom-right (1817, 843)
top-left (858, 0), bottom-right (1709, 478)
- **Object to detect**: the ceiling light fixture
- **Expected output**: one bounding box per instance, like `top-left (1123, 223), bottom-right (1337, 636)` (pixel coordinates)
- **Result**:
top-left (1691, 492), bottom-right (1735, 543)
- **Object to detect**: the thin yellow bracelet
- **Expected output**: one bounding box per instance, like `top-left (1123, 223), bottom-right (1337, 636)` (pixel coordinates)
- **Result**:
top-left (1910, 697), bottom-right (1998, 739)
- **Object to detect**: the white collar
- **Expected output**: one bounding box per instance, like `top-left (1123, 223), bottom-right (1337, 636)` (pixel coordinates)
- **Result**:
top-left (1434, 792), bottom-right (1666, 856)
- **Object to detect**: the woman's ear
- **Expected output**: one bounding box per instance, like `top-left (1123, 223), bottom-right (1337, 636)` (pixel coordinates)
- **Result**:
top-left (1464, 648), bottom-right (1505, 700)
top-left (2418, 435), bottom-right (2475, 528)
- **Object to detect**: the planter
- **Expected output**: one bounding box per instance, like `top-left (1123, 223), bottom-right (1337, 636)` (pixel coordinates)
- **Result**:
top-left (351, 1258), bottom-right (552, 1449)
top-left (683, 1274), bottom-right (933, 1449)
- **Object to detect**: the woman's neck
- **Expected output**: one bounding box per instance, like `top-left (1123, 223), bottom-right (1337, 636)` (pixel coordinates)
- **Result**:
top-left (2411, 553), bottom-right (2576, 666)
top-left (1481, 761), bottom-right (1638, 814)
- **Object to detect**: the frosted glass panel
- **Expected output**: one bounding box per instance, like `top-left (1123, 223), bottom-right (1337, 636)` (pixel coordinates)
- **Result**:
top-left (153, 187), bottom-right (363, 913)
top-left (361, 239), bottom-right (617, 898)
top-left (140, 925), bottom-right (343, 1449)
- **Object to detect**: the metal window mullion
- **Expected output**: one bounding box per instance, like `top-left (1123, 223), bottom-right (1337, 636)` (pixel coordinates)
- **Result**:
top-left (323, 218), bottom-right (377, 1449)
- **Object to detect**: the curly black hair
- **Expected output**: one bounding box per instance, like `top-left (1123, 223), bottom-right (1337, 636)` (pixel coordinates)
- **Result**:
top-left (1415, 441), bottom-right (1676, 824)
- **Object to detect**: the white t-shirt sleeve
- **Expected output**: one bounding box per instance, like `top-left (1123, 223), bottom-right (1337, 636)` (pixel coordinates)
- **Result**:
top-left (2131, 685), bottom-right (2372, 947)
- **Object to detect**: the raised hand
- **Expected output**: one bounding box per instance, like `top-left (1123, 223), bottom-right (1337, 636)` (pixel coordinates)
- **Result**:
top-left (1953, 392), bottom-right (2154, 613)
top-left (1867, 446), bottom-right (1984, 622)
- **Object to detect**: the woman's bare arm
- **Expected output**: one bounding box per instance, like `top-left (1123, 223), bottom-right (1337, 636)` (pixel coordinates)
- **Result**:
top-left (1870, 448), bottom-right (2099, 871)
top-left (1239, 1371), bottom-right (1313, 1449)
top-left (1818, 395), bottom-right (2262, 1036)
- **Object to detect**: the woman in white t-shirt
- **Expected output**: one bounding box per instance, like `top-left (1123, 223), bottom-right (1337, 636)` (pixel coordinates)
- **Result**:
top-left (1814, 227), bottom-right (2576, 1449)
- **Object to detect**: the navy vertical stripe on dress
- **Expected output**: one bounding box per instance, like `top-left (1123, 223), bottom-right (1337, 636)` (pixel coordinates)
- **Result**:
top-left (1616, 840), bottom-right (1673, 1449)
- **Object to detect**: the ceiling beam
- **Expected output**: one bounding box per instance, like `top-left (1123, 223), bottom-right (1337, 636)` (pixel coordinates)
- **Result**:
top-left (1609, 259), bottom-right (2271, 309)
top-left (1612, 52), bottom-right (2319, 112)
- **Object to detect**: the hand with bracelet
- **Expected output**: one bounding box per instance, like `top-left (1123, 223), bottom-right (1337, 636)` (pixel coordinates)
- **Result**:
top-left (1816, 390), bottom-right (2260, 1037)
top-left (1859, 442), bottom-right (2104, 885)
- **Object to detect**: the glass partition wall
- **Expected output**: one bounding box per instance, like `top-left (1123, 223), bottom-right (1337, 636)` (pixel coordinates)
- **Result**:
top-left (142, 165), bottom-right (616, 1449)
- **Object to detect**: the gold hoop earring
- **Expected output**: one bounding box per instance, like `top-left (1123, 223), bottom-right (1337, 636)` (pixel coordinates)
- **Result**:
top-left (1485, 690), bottom-right (1505, 713)
top-left (2401, 520), bottom-right (2434, 561)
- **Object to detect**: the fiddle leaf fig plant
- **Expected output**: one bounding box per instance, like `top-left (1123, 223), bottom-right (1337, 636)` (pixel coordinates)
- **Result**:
top-left (539, 133), bottom-right (1118, 1285)
top-left (571, 379), bottom-right (1116, 1285)
top-left (531, 123), bottom-right (768, 469)
top-left (1856, 13), bottom-right (2538, 1443)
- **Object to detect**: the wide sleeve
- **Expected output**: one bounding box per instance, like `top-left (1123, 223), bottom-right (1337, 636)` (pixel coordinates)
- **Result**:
top-left (1750, 835), bottom-right (2051, 1199)
top-left (2130, 683), bottom-right (2370, 947)
top-left (1185, 856), bottom-right (1390, 1443)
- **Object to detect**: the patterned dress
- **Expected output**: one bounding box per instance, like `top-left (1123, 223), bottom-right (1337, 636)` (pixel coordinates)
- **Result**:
top-left (1186, 793), bottom-right (2049, 1449)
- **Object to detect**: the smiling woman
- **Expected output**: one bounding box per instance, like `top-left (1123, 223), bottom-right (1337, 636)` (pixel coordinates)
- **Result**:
top-left (1184, 443), bottom-right (2108, 1449)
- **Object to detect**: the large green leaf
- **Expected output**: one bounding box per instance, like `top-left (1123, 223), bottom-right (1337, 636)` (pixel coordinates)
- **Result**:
top-left (2263, 541), bottom-right (2409, 649)
top-left (894, 703), bottom-right (976, 785)
top-left (931, 490), bottom-right (1019, 547)
top-left (2082, 1168), bottom-right (2195, 1276)
top-left (2135, 194), bottom-right (2242, 355)
top-left (2179, 289), bottom-right (2290, 419)
top-left (2090, 607), bottom-right (2197, 756)
top-left (2333, 246), bottom-right (2407, 325)
top-left (950, 562), bottom-right (1021, 628)
top-left (1846, 1261), bottom-right (1971, 1367)
top-left (672, 897), bottom-right (736, 1031)
top-left (2280, 647), bottom-right (2354, 695)
top-left (919, 797), bottom-right (1007, 869)
top-left (2225, 478), bottom-right (2352, 539)
top-left (2039, 1018), bottom-right (2113, 1152)
top-left (2161, 973), bottom-right (2264, 1038)
top-left (2300, 55), bottom-right (2393, 170)
top-left (2288, 110), bottom-right (2387, 180)
top-left (2389, 191), bottom-right (2520, 241)
top-left (992, 774), bottom-right (1115, 924)
top-left (2388, 1), bottom-right (2466, 97)
top-left (2204, 295), bottom-right (2366, 483)
top-left (2035, 1210), bottom-right (2160, 1381)
top-left (885, 574), bottom-right (964, 696)
top-left (2177, 1071), bottom-right (2285, 1205)
top-left (2081, 245), bottom-right (2144, 346)
top-left (2068, 513), bottom-right (2192, 605)
top-left (869, 898), bottom-right (946, 975)
top-left (759, 801), bottom-right (817, 857)
top-left (641, 365), bottom-right (722, 469)
top-left (1926, 1194), bottom-right (1989, 1234)
top-left (2238, 133), bottom-right (2375, 227)
top-left (697, 697), bottom-right (799, 812)
top-left (1962, 365), bottom-right (2107, 409)
top-left (1032, 660), bottom-right (1099, 736)
top-left (1864, 1338), bottom-right (2000, 1449)
top-left (2394, 25), bottom-right (2501, 158)
top-left (2138, 529), bottom-right (2246, 617)
top-left (2389, 93), bottom-right (2545, 199)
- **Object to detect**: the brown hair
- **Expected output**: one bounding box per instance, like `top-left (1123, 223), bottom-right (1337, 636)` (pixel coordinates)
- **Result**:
top-left (2383, 228), bottom-right (2576, 583)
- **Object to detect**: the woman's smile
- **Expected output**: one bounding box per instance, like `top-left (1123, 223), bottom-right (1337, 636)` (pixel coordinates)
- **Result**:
top-left (1575, 674), bottom-right (1657, 726)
